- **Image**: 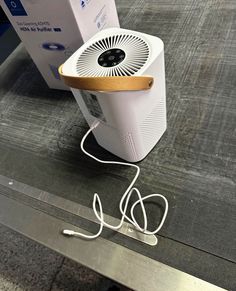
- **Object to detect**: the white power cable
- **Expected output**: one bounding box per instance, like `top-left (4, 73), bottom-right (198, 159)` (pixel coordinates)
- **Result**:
top-left (62, 121), bottom-right (168, 239)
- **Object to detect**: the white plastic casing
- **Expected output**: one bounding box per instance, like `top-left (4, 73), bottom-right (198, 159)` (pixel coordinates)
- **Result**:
top-left (62, 28), bottom-right (166, 162)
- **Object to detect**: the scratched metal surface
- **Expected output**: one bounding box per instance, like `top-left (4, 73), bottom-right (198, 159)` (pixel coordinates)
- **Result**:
top-left (0, 0), bottom-right (235, 289)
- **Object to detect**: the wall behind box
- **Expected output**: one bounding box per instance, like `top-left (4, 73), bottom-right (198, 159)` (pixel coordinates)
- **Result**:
top-left (0, 0), bottom-right (120, 90)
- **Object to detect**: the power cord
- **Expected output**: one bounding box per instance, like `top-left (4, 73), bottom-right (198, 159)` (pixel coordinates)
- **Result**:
top-left (62, 121), bottom-right (168, 239)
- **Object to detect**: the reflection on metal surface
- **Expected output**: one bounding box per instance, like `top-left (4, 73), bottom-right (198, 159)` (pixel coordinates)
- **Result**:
top-left (119, 223), bottom-right (158, 246)
top-left (0, 193), bottom-right (225, 291)
top-left (0, 174), bottom-right (157, 246)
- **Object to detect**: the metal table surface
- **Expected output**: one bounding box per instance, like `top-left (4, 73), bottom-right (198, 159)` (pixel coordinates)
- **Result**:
top-left (0, 1), bottom-right (235, 290)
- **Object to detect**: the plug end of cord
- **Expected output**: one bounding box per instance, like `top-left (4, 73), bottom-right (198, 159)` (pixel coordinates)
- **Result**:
top-left (62, 229), bottom-right (75, 236)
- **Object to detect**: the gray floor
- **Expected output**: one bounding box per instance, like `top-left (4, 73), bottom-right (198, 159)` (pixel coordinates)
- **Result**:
top-left (0, 0), bottom-right (235, 290)
top-left (0, 11), bottom-right (129, 291)
top-left (0, 224), bottom-right (130, 290)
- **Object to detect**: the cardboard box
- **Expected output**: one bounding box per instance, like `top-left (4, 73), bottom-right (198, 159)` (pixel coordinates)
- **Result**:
top-left (0, 0), bottom-right (119, 90)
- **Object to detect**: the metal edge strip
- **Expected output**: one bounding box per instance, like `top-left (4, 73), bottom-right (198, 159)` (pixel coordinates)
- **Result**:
top-left (0, 174), bottom-right (157, 246)
top-left (0, 193), bottom-right (225, 291)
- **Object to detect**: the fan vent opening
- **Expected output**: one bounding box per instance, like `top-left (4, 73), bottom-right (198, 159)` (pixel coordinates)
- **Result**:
top-left (76, 34), bottom-right (149, 77)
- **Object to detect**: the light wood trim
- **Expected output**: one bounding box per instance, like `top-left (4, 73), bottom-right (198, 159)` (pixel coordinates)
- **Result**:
top-left (58, 65), bottom-right (154, 92)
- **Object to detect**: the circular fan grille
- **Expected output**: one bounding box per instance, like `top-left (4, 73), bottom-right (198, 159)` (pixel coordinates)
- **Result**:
top-left (76, 34), bottom-right (149, 77)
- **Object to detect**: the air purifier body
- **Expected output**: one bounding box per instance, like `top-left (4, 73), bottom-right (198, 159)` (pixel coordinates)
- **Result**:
top-left (60, 28), bottom-right (166, 162)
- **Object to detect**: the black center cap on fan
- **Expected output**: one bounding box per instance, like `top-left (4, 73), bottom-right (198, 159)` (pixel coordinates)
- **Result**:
top-left (98, 48), bottom-right (126, 67)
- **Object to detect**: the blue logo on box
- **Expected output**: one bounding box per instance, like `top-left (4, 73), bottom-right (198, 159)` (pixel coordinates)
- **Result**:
top-left (4, 0), bottom-right (27, 16)
top-left (42, 43), bottom-right (65, 51)
top-left (80, 0), bottom-right (85, 9)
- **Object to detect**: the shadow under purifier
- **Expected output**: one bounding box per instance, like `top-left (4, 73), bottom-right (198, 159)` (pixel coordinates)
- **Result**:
top-left (59, 28), bottom-right (167, 162)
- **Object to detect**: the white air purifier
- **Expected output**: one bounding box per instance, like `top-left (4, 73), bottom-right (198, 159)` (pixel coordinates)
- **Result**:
top-left (59, 28), bottom-right (166, 162)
